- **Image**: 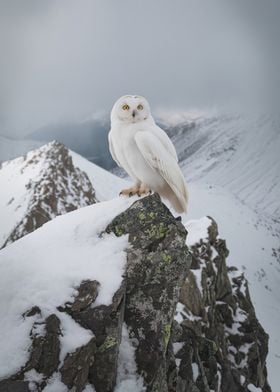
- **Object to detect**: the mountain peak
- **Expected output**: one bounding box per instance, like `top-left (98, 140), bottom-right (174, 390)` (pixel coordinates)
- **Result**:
top-left (0, 141), bottom-right (97, 248)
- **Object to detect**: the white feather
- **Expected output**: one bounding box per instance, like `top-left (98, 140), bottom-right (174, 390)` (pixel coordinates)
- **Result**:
top-left (108, 95), bottom-right (188, 213)
top-left (108, 132), bottom-right (121, 167)
top-left (135, 131), bottom-right (188, 212)
top-left (150, 125), bottom-right (178, 162)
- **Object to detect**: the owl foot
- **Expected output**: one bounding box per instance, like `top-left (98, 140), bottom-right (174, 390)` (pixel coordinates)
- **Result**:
top-left (137, 185), bottom-right (152, 197)
top-left (119, 185), bottom-right (140, 197)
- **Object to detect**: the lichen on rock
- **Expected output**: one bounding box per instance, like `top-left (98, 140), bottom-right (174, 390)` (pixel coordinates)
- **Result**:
top-left (107, 193), bottom-right (192, 392)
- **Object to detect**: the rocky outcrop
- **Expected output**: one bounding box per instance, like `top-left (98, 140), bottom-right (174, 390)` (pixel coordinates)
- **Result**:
top-left (1, 141), bottom-right (96, 248)
top-left (106, 194), bottom-right (192, 391)
top-left (175, 217), bottom-right (271, 392)
top-left (0, 195), bottom-right (271, 391)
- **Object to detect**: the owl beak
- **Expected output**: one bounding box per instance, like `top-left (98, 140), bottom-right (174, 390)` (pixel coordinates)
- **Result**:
top-left (132, 110), bottom-right (136, 118)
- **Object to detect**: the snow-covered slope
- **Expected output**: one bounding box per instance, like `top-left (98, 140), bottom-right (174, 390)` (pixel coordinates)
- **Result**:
top-left (0, 141), bottom-right (96, 248)
top-left (0, 197), bottom-right (131, 385)
top-left (70, 150), bottom-right (128, 202)
top-left (158, 111), bottom-right (280, 220)
top-left (0, 135), bottom-right (43, 163)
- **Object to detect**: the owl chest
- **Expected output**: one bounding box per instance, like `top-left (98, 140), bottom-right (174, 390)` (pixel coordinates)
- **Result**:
top-left (114, 130), bottom-right (146, 170)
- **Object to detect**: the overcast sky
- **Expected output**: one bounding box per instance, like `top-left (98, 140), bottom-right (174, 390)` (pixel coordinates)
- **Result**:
top-left (0, 0), bottom-right (279, 137)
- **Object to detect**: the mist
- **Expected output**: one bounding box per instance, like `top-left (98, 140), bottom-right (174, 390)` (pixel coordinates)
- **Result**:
top-left (0, 0), bottom-right (279, 137)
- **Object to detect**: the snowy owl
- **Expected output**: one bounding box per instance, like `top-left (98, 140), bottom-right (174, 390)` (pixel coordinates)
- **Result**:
top-left (108, 95), bottom-right (188, 213)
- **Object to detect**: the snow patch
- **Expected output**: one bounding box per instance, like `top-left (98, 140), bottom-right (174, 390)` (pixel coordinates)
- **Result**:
top-left (0, 197), bottom-right (136, 379)
top-left (192, 363), bottom-right (199, 382)
top-left (115, 323), bottom-right (146, 392)
top-left (59, 312), bottom-right (93, 363)
top-left (185, 216), bottom-right (212, 247)
top-left (247, 384), bottom-right (262, 392)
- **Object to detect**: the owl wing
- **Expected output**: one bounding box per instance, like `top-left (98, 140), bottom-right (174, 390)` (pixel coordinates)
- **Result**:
top-left (134, 131), bottom-right (188, 209)
top-left (151, 125), bottom-right (178, 162)
top-left (108, 131), bottom-right (121, 167)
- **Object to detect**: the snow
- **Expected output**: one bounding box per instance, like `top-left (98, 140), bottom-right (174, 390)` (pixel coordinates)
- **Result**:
top-left (247, 384), bottom-right (262, 392)
top-left (228, 341), bottom-right (254, 369)
top-left (174, 302), bottom-right (202, 324)
top-left (25, 369), bottom-right (44, 391)
top-left (173, 342), bottom-right (184, 355)
top-left (169, 111), bottom-right (280, 218)
top-left (70, 150), bottom-right (128, 201)
top-left (59, 312), bottom-right (93, 363)
top-left (191, 363), bottom-right (199, 383)
top-left (191, 268), bottom-right (203, 295)
top-left (225, 306), bottom-right (247, 336)
top-left (42, 375), bottom-right (96, 392)
top-left (0, 153), bottom-right (42, 246)
top-left (185, 216), bottom-right (212, 247)
top-left (42, 374), bottom-right (68, 392)
top-left (174, 302), bottom-right (187, 323)
top-left (83, 385), bottom-right (96, 392)
top-left (217, 365), bottom-right (222, 392)
top-left (115, 323), bottom-right (146, 392)
top-left (0, 196), bottom-right (137, 379)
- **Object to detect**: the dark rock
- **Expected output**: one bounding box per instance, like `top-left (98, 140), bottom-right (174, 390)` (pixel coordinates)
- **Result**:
top-left (87, 284), bottom-right (125, 392)
top-left (0, 380), bottom-right (29, 392)
top-left (60, 338), bottom-right (96, 392)
top-left (63, 279), bottom-right (100, 312)
top-left (176, 216), bottom-right (272, 392)
top-left (22, 306), bottom-right (41, 318)
top-left (106, 193), bottom-right (192, 391)
top-left (180, 270), bottom-right (205, 318)
top-left (61, 280), bottom-right (126, 392)
top-left (23, 314), bottom-right (61, 378)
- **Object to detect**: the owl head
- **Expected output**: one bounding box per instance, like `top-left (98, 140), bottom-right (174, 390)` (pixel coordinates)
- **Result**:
top-left (111, 95), bottom-right (152, 124)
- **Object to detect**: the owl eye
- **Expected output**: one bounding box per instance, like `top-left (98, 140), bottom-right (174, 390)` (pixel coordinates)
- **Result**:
top-left (122, 104), bottom-right (130, 110)
top-left (137, 104), bottom-right (144, 110)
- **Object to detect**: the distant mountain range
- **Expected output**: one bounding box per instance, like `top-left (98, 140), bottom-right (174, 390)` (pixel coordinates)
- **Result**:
top-left (20, 110), bottom-right (280, 221)
top-left (0, 135), bottom-right (43, 164)
top-left (26, 115), bottom-right (114, 170)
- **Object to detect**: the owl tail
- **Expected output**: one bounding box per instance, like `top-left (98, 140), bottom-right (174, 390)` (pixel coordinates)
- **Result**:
top-left (160, 181), bottom-right (188, 214)
top-left (169, 191), bottom-right (188, 213)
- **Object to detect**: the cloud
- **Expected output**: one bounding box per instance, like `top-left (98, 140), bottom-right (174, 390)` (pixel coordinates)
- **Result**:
top-left (0, 0), bottom-right (278, 136)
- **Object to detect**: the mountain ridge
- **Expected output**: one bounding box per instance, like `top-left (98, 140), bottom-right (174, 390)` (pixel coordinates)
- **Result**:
top-left (0, 141), bottom-right (96, 248)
